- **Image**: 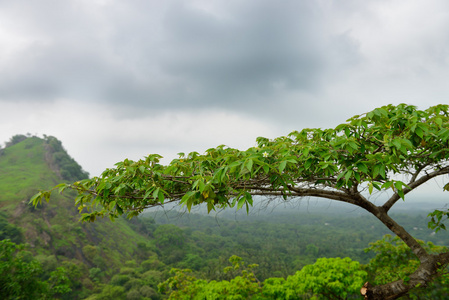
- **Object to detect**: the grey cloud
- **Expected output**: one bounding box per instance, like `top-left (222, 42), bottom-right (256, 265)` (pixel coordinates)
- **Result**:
top-left (157, 1), bottom-right (328, 106)
top-left (0, 43), bottom-right (120, 101)
top-left (0, 0), bottom-right (362, 120)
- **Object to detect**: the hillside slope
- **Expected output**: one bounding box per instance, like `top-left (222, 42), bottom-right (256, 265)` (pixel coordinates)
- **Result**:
top-left (0, 136), bottom-right (153, 292)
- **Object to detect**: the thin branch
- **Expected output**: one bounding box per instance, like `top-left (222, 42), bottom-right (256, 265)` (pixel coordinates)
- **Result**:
top-left (408, 164), bottom-right (428, 185)
top-left (383, 166), bottom-right (449, 212)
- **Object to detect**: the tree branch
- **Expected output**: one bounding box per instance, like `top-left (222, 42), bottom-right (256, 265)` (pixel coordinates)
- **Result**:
top-left (286, 185), bottom-right (369, 208)
top-left (364, 252), bottom-right (449, 299)
top-left (374, 208), bottom-right (428, 259)
top-left (383, 166), bottom-right (449, 212)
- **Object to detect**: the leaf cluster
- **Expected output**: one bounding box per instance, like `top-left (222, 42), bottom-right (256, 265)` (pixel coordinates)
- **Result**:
top-left (31, 104), bottom-right (449, 231)
top-left (159, 256), bottom-right (367, 300)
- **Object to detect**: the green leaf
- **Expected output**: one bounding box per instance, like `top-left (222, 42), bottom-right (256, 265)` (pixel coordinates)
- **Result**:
top-left (56, 183), bottom-right (68, 194)
top-left (186, 199), bottom-right (193, 212)
top-left (444, 182), bottom-right (449, 192)
top-left (394, 181), bottom-right (405, 199)
top-left (373, 165), bottom-right (380, 179)
top-left (192, 179), bottom-right (200, 190)
top-left (304, 159), bottom-right (313, 169)
top-left (237, 197), bottom-right (246, 211)
top-left (143, 188), bottom-right (153, 200)
top-left (392, 139), bottom-right (401, 150)
top-left (158, 190), bottom-right (165, 203)
top-left (279, 161), bottom-right (287, 173)
top-left (263, 165), bottom-right (270, 174)
top-left (415, 126), bottom-right (424, 138)
top-left (401, 139), bottom-right (413, 149)
top-left (344, 170), bottom-right (352, 182)
top-left (198, 180), bottom-right (206, 192)
top-left (181, 191), bottom-right (195, 204)
top-left (382, 181), bottom-right (393, 190)
top-left (207, 202), bottom-right (215, 213)
top-left (348, 141), bottom-right (358, 150)
top-left (29, 191), bottom-right (43, 205)
top-left (303, 148), bottom-right (310, 157)
top-left (438, 128), bottom-right (449, 141)
top-left (116, 205), bottom-right (124, 215)
top-left (372, 182), bottom-right (381, 191)
top-left (153, 187), bottom-right (160, 200)
top-left (109, 201), bottom-right (116, 210)
top-left (246, 159), bottom-right (253, 173)
top-left (356, 163), bottom-right (368, 174)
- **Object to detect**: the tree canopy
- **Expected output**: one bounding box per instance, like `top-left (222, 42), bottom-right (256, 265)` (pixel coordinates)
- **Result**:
top-left (32, 103), bottom-right (449, 299)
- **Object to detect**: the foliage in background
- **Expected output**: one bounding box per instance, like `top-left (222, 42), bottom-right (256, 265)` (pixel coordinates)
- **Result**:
top-left (0, 211), bottom-right (23, 244)
top-left (159, 255), bottom-right (367, 300)
top-left (43, 135), bottom-right (89, 181)
top-left (5, 134), bottom-right (28, 148)
top-left (0, 239), bottom-right (72, 299)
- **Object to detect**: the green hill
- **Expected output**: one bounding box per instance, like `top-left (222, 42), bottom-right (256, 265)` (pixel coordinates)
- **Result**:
top-left (0, 135), bottom-right (154, 298)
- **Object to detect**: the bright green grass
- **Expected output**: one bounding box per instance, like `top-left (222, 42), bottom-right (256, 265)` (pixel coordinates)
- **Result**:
top-left (0, 137), bottom-right (60, 204)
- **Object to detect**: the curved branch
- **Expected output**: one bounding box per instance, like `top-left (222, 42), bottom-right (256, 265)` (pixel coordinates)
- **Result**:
top-left (374, 208), bottom-right (427, 259)
top-left (287, 185), bottom-right (368, 208)
top-left (363, 252), bottom-right (449, 299)
top-left (383, 166), bottom-right (449, 212)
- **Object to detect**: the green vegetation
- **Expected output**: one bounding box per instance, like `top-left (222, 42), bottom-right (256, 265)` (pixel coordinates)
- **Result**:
top-left (0, 136), bottom-right (154, 299)
top-left (0, 212), bottom-right (23, 244)
top-left (3, 104), bottom-right (449, 299)
top-left (158, 256), bottom-right (368, 300)
top-left (0, 136), bottom-right (54, 207)
top-left (141, 208), bottom-right (449, 280)
top-left (0, 239), bottom-right (74, 299)
top-left (44, 135), bottom-right (89, 181)
top-left (5, 134), bottom-right (28, 147)
top-left (365, 235), bottom-right (449, 299)
top-left (35, 104), bottom-right (449, 298)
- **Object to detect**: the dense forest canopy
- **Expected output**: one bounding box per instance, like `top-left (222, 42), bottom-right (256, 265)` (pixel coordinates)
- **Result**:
top-left (33, 104), bottom-right (449, 299)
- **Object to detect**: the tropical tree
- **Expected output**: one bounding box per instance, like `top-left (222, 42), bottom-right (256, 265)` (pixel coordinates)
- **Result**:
top-left (0, 239), bottom-right (72, 299)
top-left (159, 256), bottom-right (262, 299)
top-left (5, 134), bottom-right (27, 147)
top-left (0, 239), bottom-right (47, 299)
top-left (284, 257), bottom-right (367, 299)
top-left (32, 104), bottom-right (449, 299)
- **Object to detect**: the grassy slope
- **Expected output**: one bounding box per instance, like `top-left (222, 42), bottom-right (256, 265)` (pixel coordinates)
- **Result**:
top-left (0, 137), bottom-right (150, 274)
top-left (0, 137), bottom-right (55, 210)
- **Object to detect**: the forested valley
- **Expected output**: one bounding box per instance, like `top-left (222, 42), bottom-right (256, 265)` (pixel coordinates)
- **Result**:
top-left (1, 134), bottom-right (449, 299)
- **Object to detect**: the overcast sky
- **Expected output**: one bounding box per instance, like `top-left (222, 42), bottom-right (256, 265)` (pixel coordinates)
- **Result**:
top-left (1, 0), bottom-right (449, 178)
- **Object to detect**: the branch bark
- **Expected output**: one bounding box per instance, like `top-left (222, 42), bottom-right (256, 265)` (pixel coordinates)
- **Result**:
top-left (362, 252), bottom-right (449, 299)
top-left (361, 204), bottom-right (449, 299)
